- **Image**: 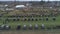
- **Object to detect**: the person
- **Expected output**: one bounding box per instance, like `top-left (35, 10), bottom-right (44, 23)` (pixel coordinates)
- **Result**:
top-left (46, 17), bottom-right (48, 21)
top-left (29, 24), bottom-right (33, 30)
top-left (5, 25), bottom-right (11, 30)
top-left (1, 25), bottom-right (5, 30)
top-left (13, 19), bottom-right (16, 21)
top-left (17, 18), bottom-right (20, 21)
top-left (24, 18), bottom-right (27, 21)
top-left (17, 24), bottom-right (21, 30)
top-left (28, 18), bottom-right (30, 21)
top-left (31, 18), bottom-right (34, 21)
top-left (41, 24), bottom-right (45, 29)
top-left (34, 24), bottom-right (38, 29)
top-left (53, 17), bottom-right (56, 21)
top-left (23, 25), bottom-right (27, 30)
top-left (35, 19), bottom-right (38, 21)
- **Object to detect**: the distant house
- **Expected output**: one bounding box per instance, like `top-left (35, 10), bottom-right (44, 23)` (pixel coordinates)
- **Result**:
top-left (6, 8), bottom-right (14, 11)
top-left (0, 5), bottom-right (5, 10)
top-left (0, 4), bottom-right (8, 11)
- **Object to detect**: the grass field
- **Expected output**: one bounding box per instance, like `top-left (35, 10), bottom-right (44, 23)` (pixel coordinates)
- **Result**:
top-left (0, 15), bottom-right (60, 30)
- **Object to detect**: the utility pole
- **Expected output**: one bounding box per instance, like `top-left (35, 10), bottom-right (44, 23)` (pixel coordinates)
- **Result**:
top-left (41, 0), bottom-right (44, 1)
top-left (40, 0), bottom-right (45, 5)
top-left (48, 0), bottom-right (49, 2)
top-left (14, 0), bottom-right (16, 6)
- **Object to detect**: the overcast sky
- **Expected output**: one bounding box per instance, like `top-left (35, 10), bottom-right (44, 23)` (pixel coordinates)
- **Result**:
top-left (0, 0), bottom-right (60, 1)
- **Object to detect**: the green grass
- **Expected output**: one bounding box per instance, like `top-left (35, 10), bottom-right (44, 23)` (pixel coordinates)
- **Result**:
top-left (0, 15), bottom-right (60, 30)
top-left (0, 11), bottom-right (60, 28)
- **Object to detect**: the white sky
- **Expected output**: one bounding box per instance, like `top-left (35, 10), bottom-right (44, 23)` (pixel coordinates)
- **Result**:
top-left (0, 0), bottom-right (60, 1)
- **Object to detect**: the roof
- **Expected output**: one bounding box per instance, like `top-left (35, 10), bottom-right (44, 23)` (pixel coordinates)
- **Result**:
top-left (15, 5), bottom-right (25, 8)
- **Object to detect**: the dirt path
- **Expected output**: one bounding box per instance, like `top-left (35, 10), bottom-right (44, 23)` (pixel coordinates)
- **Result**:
top-left (0, 30), bottom-right (60, 34)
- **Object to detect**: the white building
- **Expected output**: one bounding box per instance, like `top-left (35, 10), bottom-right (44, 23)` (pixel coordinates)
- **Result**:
top-left (15, 5), bottom-right (25, 8)
top-left (0, 4), bottom-right (8, 11)
top-left (6, 8), bottom-right (14, 11)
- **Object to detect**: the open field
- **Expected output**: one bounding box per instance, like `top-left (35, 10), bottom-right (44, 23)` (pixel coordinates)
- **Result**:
top-left (0, 15), bottom-right (60, 30)
top-left (0, 4), bottom-right (60, 34)
top-left (0, 8), bottom-right (60, 30)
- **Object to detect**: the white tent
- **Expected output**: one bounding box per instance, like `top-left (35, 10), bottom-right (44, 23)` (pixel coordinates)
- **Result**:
top-left (5, 4), bottom-right (8, 7)
top-left (15, 5), bottom-right (25, 8)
